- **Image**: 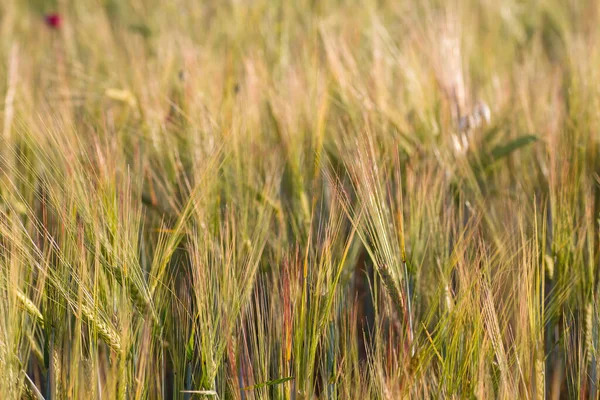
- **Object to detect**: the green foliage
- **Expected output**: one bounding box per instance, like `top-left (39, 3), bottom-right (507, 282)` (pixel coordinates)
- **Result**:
top-left (1, 0), bottom-right (600, 399)
top-left (489, 134), bottom-right (538, 162)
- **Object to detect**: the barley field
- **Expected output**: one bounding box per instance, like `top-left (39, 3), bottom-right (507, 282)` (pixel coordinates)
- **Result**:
top-left (1, 1), bottom-right (599, 399)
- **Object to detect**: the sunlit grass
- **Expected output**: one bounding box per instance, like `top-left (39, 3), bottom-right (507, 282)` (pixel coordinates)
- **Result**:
top-left (1, 0), bottom-right (600, 398)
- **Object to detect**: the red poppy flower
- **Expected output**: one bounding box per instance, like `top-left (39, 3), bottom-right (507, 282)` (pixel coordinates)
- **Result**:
top-left (45, 13), bottom-right (62, 29)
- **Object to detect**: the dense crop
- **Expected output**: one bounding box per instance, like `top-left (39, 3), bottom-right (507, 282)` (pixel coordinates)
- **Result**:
top-left (1, 1), bottom-right (599, 398)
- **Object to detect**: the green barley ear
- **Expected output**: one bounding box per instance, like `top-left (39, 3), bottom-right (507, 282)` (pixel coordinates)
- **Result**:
top-left (186, 326), bottom-right (195, 362)
top-left (378, 265), bottom-right (405, 324)
top-left (585, 301), bottom-right (594, 364)
top-left (118, 350), bottom-right (127, 400)
top-left (444, 284), bottom-right (454, 312)
top-left (535, 357), bottom-right (545, 400)
top-left (544, 254), bottom-right (554, 280)
top-left (15, 290), bottom-right (44, 329)
top-left (80, 303), bottom-right (122, 353)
